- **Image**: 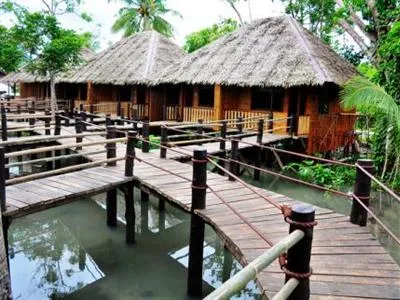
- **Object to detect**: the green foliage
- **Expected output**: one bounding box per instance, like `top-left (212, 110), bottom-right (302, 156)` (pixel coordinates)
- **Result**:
top-left (12, 12), bottom-right (85, 78)
top-left (136, 134), bottom-right (160, 150)
top-left (357, 63), bottom-right (378, 80)
top-left (283, 160), bottom-right (356, 190)
top-left (377, 21), bottom-right (400, 102)
top-left (0, 25), bottom-right (23, 72)
top-left (183, 18), bottom-right (238, 53)
top-left (110, 0), bottom-right (181, 38)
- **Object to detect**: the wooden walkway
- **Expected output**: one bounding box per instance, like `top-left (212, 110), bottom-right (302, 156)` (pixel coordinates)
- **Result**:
top-left (3, 139), bottom-right (400, 299)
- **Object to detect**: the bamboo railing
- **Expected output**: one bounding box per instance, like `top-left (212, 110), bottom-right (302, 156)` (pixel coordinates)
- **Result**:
top-left (297, 115), bottom-right (310, 135)
top-left (166, 105), bottom-right (179, 121)
top-left (183, 107), bottom-right (214, 123)
top-left (224, 110), bottom-right (269, 129)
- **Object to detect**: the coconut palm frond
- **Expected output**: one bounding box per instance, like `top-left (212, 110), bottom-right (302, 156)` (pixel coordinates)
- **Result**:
top-left (340, 76), bottom-right (400, 131)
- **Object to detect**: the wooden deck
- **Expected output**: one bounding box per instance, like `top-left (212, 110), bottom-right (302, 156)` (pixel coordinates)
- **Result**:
top-left (2, 134), bottom-right (400, 299)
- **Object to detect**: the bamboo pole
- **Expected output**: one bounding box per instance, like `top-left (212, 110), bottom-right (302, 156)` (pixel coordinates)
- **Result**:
top-left (6, 157), bottom-right (124, 185)
top-left (203, 230), bottom-right (304, 300)
top-left (0, 132), bottom-right (107, 146)
top-left (5, 137), bottom-right (126, 158)
top-left (272, 278), bottom-right (300, 300)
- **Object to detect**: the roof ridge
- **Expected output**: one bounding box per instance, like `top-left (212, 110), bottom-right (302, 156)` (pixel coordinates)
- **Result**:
top-left (286, 16), bottom-right (330, 83)
top-left (143, 31), bottom-right (159, 79)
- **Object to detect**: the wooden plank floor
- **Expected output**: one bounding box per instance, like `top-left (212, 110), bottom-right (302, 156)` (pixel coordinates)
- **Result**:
top-left (2, 122), bottom-right (399, 299)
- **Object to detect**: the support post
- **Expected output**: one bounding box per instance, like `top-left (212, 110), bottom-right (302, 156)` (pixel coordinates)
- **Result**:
top-left (350, 159), bottom-right (373, 226)
top-left (80, 111), bottom-right (87, 131)
top-left (106, 126), bottom-right (117, 166)
top-left (229, 140), bottom-right (239, 181)
top-left (285, 204), bottom-right (315, 300)
top-left (254, 119), bottom-right (264, 181)
top-left (160, 126), bottom-right (168, 159)
top-left (54, 112), bottom-right (61, 136)
top-left (79, 103), bottom-right (83, 112)
top-left (237, 116), bottom-right (243, 136)
top-left (268, 112), bottom-right (273, 132)
top-left (289, 113), bottom-right (295, 136)
top-left (75, 117), bottom-right (83, 150)
top-left (124, 131), bottom-right (136, 244)
top-left (89, 104), bottom-right (94, 122)
top-left (141, 190), bottom-right (149, 202)
top-left (105, 114), bottom-right (112, 126)
top-left (44, 110), bottom-right (51, 135)
top-left (1, 106), bottom-right (7, 142)
top-left (187, 148), bottom-right (207, 296)
top-left (218, 120), bottom-right (227, 176)
top-left (0, 147), bottom-right (6, 213)
top-left (142, 121), bottom-right (150, 153)
top-left (28, 106), bottom-right (35, 127)
top-left (16, 104), bottom-right (21, 116)
top-left (64, 110), bottom-right (70, 126)
top-left (197, 119), bottom-right (203, 146)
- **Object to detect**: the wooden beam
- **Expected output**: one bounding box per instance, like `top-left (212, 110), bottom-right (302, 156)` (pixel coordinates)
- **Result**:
top-left (87, 81), bottom-right (94, 105)
top-left (214, 84), bottom-right (223, 121)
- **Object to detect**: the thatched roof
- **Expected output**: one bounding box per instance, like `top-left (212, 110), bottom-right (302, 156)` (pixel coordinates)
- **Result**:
top-left (0, 48), bottom-right (96, 84)
top-left (62, 31), bottom-right (185, 85)
top-left (156, 16), bottom-right (357, 87)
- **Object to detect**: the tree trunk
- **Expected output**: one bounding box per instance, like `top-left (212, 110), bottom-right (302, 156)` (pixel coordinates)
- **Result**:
top-left (227, 1), bottom-right (244, 25)
top-left (50, 75), bottom-right (57, 116)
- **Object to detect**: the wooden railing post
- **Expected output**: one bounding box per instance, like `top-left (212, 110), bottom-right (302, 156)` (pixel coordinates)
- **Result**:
top-left (142, 121), bottom-right (150, 153)
top-left (160, 126), bottom-right (168, 158)
top-left (229, 139), bottom-right (239, 181)
top-left (1, 106), bottom-right (7, 142)
top-left (219, 121), bottom-right (227, 176)
top-left (79, 103), bottom-right (84, 112)
top-left (351, 159), bottom-right (373, 226)
top-left (237, 116), bottom-right (243, 136)
top-left (28, 106), bottom-right (35, 127)
top-left (124, 131), bottom-right (136, 244)
top-left (197, 119), bottom-right (203, 146)
top-left (75, 117), bottom-right (83, 150)
top-left (54, 112), bottom-right (61, 136)
top-left (125, 131), bottom-right (136, 177)
top-left (254, 119), bottom-right (264, 181)
top-left (0, 147), bottom-right (6, 212)
top-left (16, 104), bottom-right (21, 116)
top-left (105, 113), bottom-right (112, 126)
top-left (285, 204), bottom-right (315, 300)
top-left (187, 148), bottom-right (207, 296)
top-left (80, 111), bottom-right (87, 132)
top-left (64, 110), bottom-right (70, 126)
top-left (268, 112), bottom-right (273, 132)
top-left (45, 110), bottom-right (51, 135)
top-left (106, 126), bottom-right (117, 166)
top-left (289, 114), bottom-right (295, 136)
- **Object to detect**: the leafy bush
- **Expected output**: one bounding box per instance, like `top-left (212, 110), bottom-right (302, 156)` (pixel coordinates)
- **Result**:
top-left (136, 134), bottom-right (160, 150)
top-left (283, 160), bottom-right (356, 190)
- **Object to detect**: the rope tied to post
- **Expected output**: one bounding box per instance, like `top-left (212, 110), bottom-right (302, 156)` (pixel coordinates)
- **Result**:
top-left (279, 253), bottom-right (313, 280)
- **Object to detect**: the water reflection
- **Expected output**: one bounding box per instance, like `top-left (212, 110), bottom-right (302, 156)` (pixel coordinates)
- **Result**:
top-left (8, 189), bottom-right (262, 299)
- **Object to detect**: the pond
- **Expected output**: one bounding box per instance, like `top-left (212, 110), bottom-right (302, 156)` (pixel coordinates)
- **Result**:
top-left (8, 189), bottom-right (262, 300)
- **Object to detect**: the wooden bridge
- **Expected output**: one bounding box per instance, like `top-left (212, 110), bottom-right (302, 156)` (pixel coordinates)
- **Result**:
top-left (0, 110), bottom-right (399, 299)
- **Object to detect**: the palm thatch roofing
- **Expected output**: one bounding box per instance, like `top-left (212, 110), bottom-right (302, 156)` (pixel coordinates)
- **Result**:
top-left (156, 16), bottom-right (357, 87)
top-left (62, 31), bottom-right (185, 85)
top-left (0, 48), bottom-right (96, 84)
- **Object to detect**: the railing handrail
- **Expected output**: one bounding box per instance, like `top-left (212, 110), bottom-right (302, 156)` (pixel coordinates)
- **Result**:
top-left (203, 230), bottom-right (305, 300)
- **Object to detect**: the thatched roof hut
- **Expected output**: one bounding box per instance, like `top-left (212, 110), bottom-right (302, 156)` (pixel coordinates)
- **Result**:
top-left (0, 48), bottom-right (97, 84)
top-left (62, 31), bottom-right (185, 85)
top-left (156, 16), bottom-right (357, 87)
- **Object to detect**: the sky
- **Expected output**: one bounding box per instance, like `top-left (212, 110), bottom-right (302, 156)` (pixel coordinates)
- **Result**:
top-left (0, 0), bottom-right (285, 50)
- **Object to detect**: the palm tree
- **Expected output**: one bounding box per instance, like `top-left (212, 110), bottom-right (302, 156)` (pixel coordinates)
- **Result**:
top-left (340, 76), bottom-right (400, 183)
top-left (110, 0), bottom-right (181, 38)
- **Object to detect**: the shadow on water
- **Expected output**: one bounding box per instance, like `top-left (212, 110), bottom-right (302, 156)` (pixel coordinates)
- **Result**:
top-left (8, 188), bottom-right (262, 300)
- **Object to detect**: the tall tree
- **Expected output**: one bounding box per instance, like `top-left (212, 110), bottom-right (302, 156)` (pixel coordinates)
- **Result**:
top-left (183, 19), bottom-right (238, 53)
top-left (220, 0), bottom-right (253, 25)
top-left (280, 0), bottom-right (399, 61)
top-left (110, 0), bottom-right (181, 37)
top-left (12, 11), bottom-right (85, 114)
top-left (0, 25), bottom-right (23, 73)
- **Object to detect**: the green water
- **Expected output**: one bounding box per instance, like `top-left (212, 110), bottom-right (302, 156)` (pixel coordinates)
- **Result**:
top-left (8, 189), bottom-right (262, 300)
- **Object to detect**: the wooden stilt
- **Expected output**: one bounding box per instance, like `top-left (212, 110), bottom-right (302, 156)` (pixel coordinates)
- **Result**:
top-left (124, 131), bottom-right (136, 243)
top-left (187, 148), bottom-right (207, 296)
top-left (254, 119), bottom-right (264, 181)
top-left (218, 121), bottom-right (227, 176)
top-left (106, 189), bottom-right (117, 227)
top-left (350, 159), bottom-right (373, 226)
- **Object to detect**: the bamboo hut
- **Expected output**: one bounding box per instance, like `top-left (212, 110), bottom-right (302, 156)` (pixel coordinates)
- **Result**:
top-left (61, 31), bottom-right (185, 120)
top-left (156, 16), bottom-right (358, 154)
top-left (0, 48), bottom-right (96, 100)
